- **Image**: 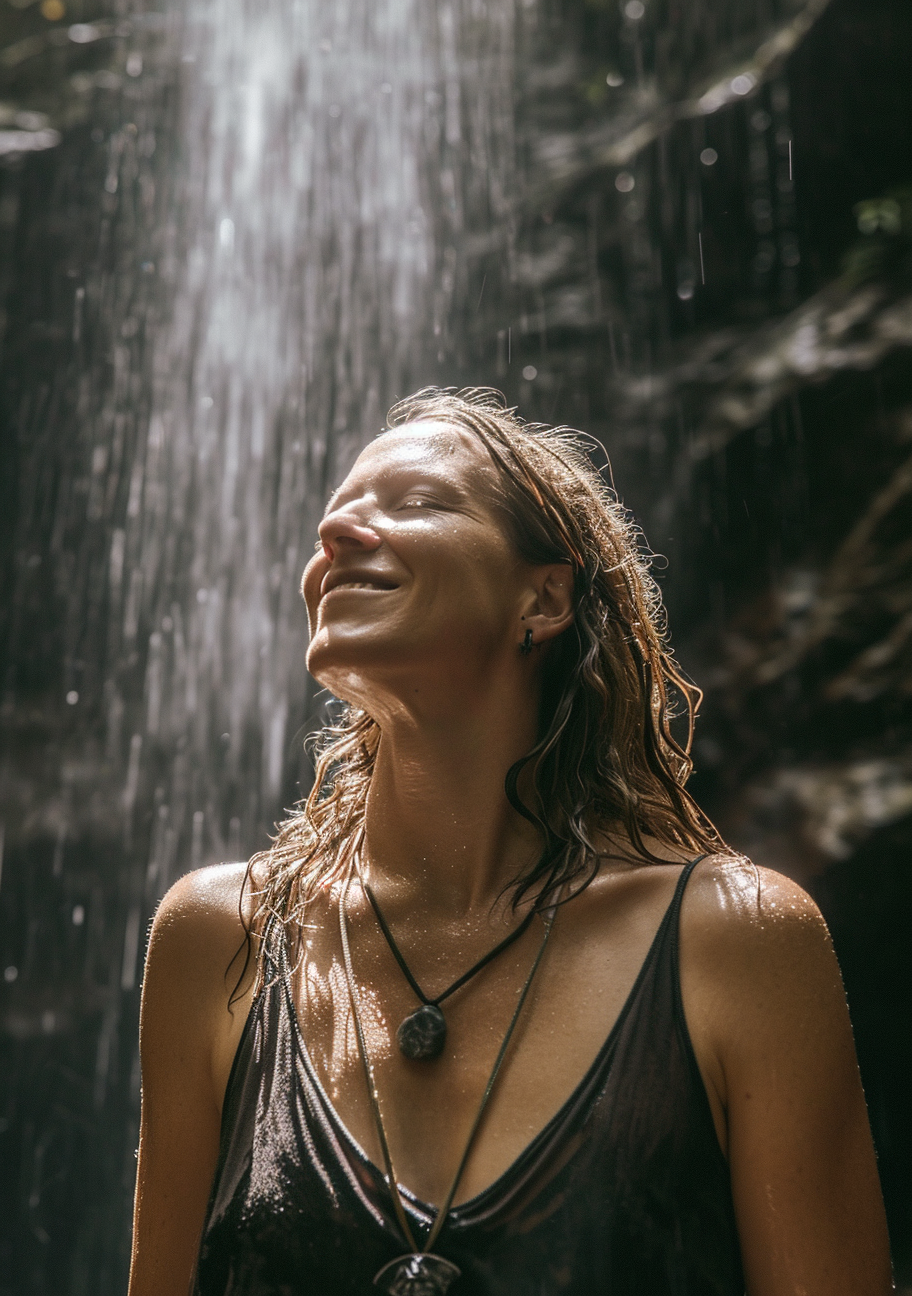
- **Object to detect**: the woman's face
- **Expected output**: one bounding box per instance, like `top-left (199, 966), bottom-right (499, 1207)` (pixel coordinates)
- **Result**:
top-left (301, 421), bottom-right (534, 711)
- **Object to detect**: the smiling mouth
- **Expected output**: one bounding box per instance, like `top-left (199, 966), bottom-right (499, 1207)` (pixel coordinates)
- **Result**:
top-left (323, 580), bottom-right (398, 595)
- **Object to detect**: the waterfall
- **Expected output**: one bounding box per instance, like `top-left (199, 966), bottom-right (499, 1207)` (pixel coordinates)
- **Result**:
top-left (0, 0), bottom-right (520, 1284)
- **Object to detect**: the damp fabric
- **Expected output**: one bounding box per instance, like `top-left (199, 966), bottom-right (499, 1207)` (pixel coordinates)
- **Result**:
top-left (194, 859), bottom-right (746, 1295)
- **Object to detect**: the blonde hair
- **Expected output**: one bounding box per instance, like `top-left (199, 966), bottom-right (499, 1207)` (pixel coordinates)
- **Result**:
top-left (242, 387), bottom-right (722, 968)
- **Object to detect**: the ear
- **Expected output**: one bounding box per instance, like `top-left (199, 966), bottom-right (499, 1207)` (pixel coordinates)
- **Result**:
top-left (519, 563), bottom-right (575, 648)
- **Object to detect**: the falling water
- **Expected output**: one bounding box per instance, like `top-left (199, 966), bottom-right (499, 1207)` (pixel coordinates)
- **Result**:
top-left (1, 0), bottom-right (522, 1285)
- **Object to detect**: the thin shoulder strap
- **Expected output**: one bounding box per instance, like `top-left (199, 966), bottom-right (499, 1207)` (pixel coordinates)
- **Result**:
top-left (668, 852), bottom-right (711, 1038)
top-left (670, 852), bottom-right (710, 914)
top-left (647, 853), bottom-right (709, 969)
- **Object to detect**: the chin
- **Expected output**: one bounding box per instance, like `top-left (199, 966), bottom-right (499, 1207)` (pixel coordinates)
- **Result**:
top-left (306, 631), bottom-right (399, 705)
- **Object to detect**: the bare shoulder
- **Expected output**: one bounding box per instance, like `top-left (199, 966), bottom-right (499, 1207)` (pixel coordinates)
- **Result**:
top-left (132, 865), bottom-right (258, 1293)
top-left (679, 861), bottom-right (891, 1294)
top-left (145, 862), bottom-right (254, 1006)
top-left (152, 861), bottom-right (249, 932)
top-left (682, 853), bottom-right (836, 975)
top-left (680, 854), bottom-right (850, 1078)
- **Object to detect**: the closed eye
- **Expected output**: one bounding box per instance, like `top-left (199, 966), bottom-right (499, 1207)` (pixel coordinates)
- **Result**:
top-left (398, 496), bottom-right (444, 510)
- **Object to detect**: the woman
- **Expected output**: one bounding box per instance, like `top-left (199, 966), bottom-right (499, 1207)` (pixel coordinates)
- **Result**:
top-left (129, 388), bottom-right (892, 1296)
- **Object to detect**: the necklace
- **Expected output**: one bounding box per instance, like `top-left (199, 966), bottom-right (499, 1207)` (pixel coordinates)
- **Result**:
top-left (339, 868), bottom-right (555, 1296)
top-left (357, 857), bottom-right (538, 1061)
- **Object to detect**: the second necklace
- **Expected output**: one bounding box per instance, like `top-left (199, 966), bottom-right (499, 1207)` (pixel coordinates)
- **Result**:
top-left (356, 854), bottom-right (538, 1062)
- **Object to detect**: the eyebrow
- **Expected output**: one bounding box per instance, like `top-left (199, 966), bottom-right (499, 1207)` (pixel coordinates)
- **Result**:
top-left (321, 466), bottom-right (471, 518)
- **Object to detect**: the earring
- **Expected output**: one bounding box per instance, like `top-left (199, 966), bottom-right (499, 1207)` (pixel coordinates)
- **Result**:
top-left (520, 628), bottom-right (534, 656)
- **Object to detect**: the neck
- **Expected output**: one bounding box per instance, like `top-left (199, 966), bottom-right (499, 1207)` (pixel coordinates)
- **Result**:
top-left (361, 691), bottom-right (543, 917)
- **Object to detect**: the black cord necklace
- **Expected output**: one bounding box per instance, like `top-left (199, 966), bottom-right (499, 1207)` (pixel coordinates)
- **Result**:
top-left (357, 858), bottom-right (538, 1062)
top-left (339, 867), bottom-right (556, 1295)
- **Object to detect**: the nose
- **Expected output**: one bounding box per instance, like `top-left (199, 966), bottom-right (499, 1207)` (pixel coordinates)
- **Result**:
top-left (317, 506), bottom-right (382, 561)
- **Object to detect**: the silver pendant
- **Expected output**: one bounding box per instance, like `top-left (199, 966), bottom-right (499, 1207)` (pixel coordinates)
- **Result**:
top-left (396, 1004), bottom-right (447, 1061)
top-left (373, 1253), bottom-right (461, 1295)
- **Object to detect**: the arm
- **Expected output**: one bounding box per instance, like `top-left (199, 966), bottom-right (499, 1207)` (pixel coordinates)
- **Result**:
top-left (685, 863), bottom-right (893, 1296)
top-left (128, 864), bottom-right (253, 1296)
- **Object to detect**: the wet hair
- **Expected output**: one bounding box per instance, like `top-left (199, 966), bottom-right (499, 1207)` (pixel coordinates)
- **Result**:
top-left (242, 387), bottom-right (723, 967)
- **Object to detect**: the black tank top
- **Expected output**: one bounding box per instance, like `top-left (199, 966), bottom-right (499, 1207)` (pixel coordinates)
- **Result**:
top-left (195, 859), bottom-right (745, 1295)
